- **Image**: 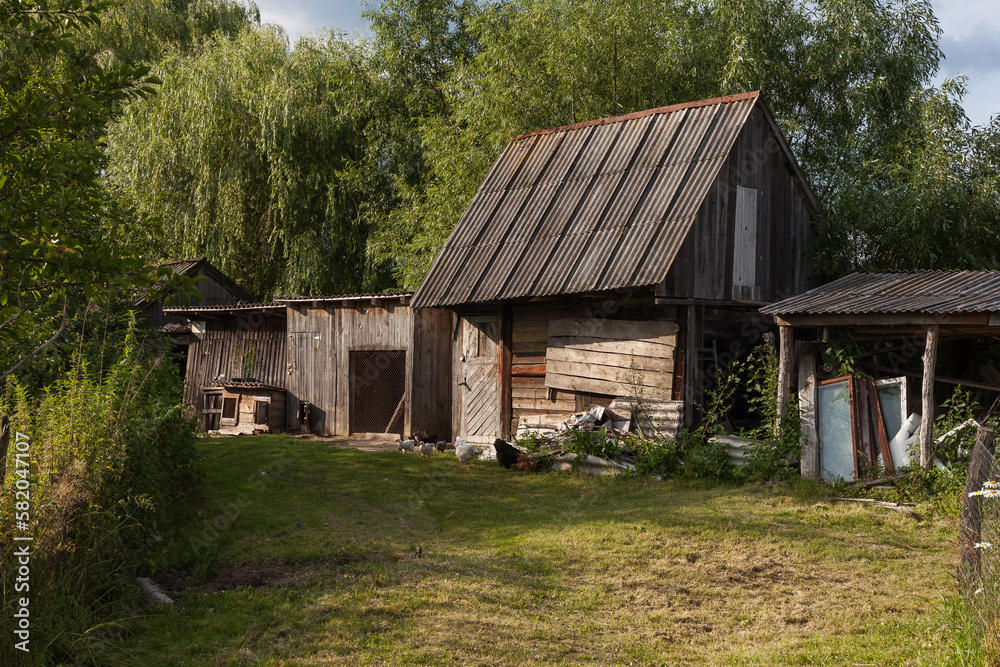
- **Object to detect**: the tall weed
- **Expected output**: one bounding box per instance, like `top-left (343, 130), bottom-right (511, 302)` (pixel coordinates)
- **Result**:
top-left (0, 313), bottom-right (198, 665)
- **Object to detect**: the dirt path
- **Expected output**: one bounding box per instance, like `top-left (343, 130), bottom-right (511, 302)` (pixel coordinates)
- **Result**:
top-left (289, 433), bottom-right (401, 452)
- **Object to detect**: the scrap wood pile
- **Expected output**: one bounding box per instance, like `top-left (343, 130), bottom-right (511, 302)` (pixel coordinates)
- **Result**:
top-left (396, 405), bottom-right (653, 475)
top-left (493, 405), bottom-right (644, 475)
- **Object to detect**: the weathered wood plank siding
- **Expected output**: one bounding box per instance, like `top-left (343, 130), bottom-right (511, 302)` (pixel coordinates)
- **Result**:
top-left (284, 300), bottom-right (452, 438)
top-left (510, 304), bottom-right (576, 432)
top-left (500, 299), bottom-right (681, 433)
top-left (183, 315), bottom-right (286, 421)
top-left (545, 318), bottom-right (676, 398)
top-left (665, 106), bottom-right (813, 303)
top-left (410, 307), bottom-right (454, 439)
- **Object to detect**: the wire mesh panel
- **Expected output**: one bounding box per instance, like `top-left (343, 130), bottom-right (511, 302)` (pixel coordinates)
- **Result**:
top-left (349, 350), bottom-right (406, 434)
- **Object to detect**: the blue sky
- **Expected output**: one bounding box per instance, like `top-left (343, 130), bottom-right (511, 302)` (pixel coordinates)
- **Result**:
top-left (254, 0), bottom-right (1000, 127)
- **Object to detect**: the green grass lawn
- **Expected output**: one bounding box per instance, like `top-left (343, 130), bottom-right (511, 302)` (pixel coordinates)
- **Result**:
top-left (105, 435), bottom-right (966, 666)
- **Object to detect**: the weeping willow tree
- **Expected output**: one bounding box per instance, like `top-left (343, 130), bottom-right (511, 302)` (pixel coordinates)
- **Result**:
top-left (105, 26), bottom-right (396, 298)
top-left (73, 0), bottom-right (259, 67)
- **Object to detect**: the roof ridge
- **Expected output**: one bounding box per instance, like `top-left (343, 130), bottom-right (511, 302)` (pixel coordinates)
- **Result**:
top-left (511, 91), bottom-right (760, 141)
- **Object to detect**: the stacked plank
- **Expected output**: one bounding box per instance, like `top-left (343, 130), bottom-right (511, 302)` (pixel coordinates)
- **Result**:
top-left (511, 308), bottom-right (578, 428)
top-left (544, 319), bottom-right (677, 399)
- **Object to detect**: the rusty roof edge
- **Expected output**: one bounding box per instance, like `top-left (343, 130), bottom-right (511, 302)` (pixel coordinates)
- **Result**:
top-left (511, 91), bottom-right (761, 142)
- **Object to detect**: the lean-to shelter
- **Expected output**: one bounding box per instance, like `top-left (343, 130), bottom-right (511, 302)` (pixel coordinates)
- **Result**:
top-left (762, 270), bottom-right (1000, 476)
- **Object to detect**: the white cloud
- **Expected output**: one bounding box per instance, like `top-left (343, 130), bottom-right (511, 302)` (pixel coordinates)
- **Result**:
top-left (934, 0), bottom-right (1000, 125)
top-left (939, 25), bottom-right (1000, 77)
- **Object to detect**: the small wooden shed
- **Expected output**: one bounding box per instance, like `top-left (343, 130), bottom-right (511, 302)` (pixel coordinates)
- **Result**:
top-left (162, 302), bottom-right (288, 428)
top-left (412, 91), bottom-right (817, 443)
top-left (280, 293), bottom-right (453, 439)
top-left (203, 381), bottom-right (286, 435)
top-left (762, 270), bottom-right (1000, 475)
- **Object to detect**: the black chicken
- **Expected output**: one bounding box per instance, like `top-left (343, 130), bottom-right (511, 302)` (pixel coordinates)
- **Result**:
top-left (493, 438), bottom-right (522, 469)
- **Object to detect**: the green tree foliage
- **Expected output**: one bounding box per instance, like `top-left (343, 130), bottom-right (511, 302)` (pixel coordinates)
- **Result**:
top-left (75, 0), bottom-right (259, 68)
top-left (0, 319), bottom-right (199, 664)
top-left (103, 0), bottom-right (998, 294)
top-left (827, 78), bottom-right (1000, 272)
top-left (0, 0), bottom-right (178, 380)
top-left (106, 27), bottom-right (398, 297)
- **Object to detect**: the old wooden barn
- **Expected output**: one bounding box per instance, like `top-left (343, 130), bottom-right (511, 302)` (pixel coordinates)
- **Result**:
top-left (412, 91), bottom-right (818, 443)
top-left (280, 293), bottom-right (452, 438)
top-left (167, 293), bottom-right (454, 439)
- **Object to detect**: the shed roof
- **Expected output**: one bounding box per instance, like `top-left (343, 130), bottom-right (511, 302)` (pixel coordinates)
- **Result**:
top-left (412, 91), bottom-right (813, 308)
top-left (761, 271), bottom-right (1000, 316)
top-left (276, 290), bottom-right (412, 303)
top-left (139, 257), bottom-right (256, 306)
top-left (162, 302), bottom-right (285, 315)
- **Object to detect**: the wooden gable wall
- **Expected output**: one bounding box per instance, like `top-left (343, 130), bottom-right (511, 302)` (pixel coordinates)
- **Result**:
top-left (147, 264), bottom-right (255, 329)
top-left (664, 106), bottom-right (813, 303)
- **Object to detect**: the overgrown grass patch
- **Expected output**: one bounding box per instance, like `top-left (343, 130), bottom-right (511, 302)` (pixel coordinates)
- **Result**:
top-left (105, 434), bottom-right (966, 665)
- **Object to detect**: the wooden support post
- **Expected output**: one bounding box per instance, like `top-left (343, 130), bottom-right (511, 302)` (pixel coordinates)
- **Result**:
top-left (684, 306), bottom-right (698, 425)
top-left (798, 356), bottom-right (819, 479)
top-left (776, 324), bottom-right (793, 436)
top-left (499, 305), bottom-right (513, 439)
top-left (920, 325), bottom-right (939, 470)
top-left (385, 395), bottom-right (405, 435)
top-left (960, 426), bottom-right (997, 585)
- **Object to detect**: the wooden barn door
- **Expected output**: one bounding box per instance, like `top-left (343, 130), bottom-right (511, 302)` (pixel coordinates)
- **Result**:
top-left (287, 331), bottom-right (317, 432)
top-left (460, 315), bottom-right (500, 444)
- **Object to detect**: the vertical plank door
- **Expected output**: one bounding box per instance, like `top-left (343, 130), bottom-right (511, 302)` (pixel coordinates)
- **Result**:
top-left (460, 315), bottom-right (501, 444)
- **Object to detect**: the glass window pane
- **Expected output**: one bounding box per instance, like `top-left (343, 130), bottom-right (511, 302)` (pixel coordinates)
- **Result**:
top-left (818, 379), bottom-right (854, 482)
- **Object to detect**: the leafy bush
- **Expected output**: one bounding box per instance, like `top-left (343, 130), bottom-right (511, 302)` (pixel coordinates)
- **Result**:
top-left (732, 343), bottom-right (803, 483)
top-left (625, 435), bottom-right (680, 477)
top-left (559, 427), bottom-right (623, 462)
top-left (0, 314), bottom-right (199, 665)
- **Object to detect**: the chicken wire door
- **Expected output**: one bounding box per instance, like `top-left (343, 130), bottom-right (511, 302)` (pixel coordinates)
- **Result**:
top-left (460, 316), bottom-right (500, 444)
top-left (349, 350), bottom-right (406, 435)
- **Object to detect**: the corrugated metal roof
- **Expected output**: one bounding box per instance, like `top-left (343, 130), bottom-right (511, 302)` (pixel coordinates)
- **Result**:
top-left (162, 302), bottom-right (285, 313)
top-left (158, 258), bottom-right (205, 276)
top-left (211, 379), bottom-right (284, 391)
top-left (276, 290), bottom-right (412, 303)
top-left (411, 92), bottom-right (762, 308)
top-left (761, 271), bottom-right (1000, 316)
